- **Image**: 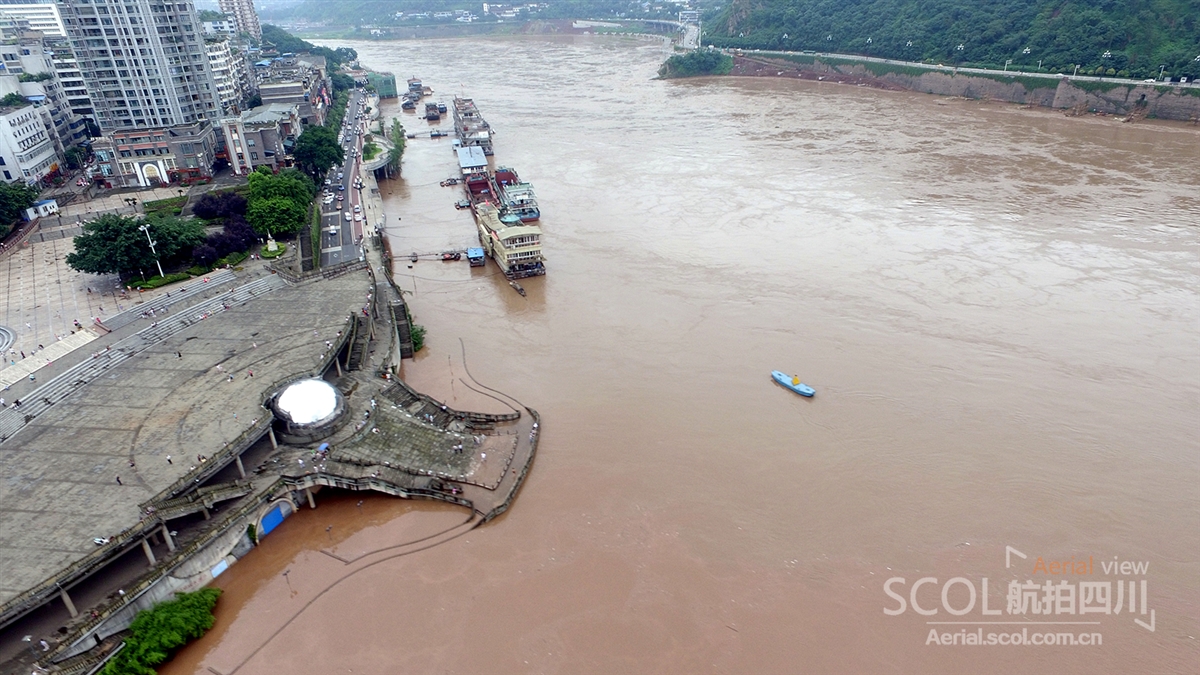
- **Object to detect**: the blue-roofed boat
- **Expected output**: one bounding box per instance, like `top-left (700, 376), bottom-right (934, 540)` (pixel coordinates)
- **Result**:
top-left (771, 370), bottom-right (815, 397)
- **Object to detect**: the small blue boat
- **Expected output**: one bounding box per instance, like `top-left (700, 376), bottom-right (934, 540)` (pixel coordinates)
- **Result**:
top-left (772, 370), bottom-right (815, 397)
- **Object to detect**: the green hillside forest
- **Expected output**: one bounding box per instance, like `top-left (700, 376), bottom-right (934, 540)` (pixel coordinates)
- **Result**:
top-left (705, 0), bottom-right (1200, 80)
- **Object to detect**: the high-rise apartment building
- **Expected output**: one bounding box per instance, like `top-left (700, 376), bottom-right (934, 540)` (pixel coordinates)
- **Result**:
top-left (216, 0), bottom-right (259, 41)
top-left (0, 0), bottom-right (65, 37)
top-left (58, 0), bottom-right (220, 133)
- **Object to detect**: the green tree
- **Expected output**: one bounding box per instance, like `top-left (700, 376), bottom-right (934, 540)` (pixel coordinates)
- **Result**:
top-left (331, 72), bottom-right (355, 93)
top-left (64, 146), bottom-right (89, 170)
top-left (247, 166), bottom-right (313, 206)
top-left (247, 195), bottom-right (307, 236)
top-left (278, 168), bottom-right (317, 198)
top-left (66, 214), bottom-right (203, 278)
top-left (292, 125), bottom-right (344, 178)
top-left (0, 92), bottom-right (27, 107)
top-left (387, 118), bottom-right (406, 175)
top-left (659, 50), bottom-right (734, 78)
top-left (141, 214), bottom-right (206, 262)
top-left (0, 181), bottom-right (39, 230)
top-left (99, 588), bottom-right (221, 675)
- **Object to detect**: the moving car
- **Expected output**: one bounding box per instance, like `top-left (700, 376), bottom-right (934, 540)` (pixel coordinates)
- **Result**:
top-left (344, 211), bottom-right (353, 221)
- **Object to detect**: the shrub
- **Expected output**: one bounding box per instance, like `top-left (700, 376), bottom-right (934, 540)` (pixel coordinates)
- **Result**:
top-left (142, 196), bottom-right (187, 217)
top-left (192, 191), bottom-right (247, 220)
top-left (216, 251), bottom-right (248, 267)
top-left (411, 324), bottom-right (426, 352)
top-left (191, 244), bottom-right (219, 268)
top-left (99, 588), bottom-right (221, 675)
top-left (260, 242), bottom-right (287, 259)
top-left (128, 272), bottom-right (191, 289)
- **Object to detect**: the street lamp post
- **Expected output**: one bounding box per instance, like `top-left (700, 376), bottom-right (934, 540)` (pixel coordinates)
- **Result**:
top-left (1004, 59), bottom-right (1012, 72)
top-left (138, 224), bottom-right (165, 278)
top-left (1159, 64), bottom-right (1166, 81)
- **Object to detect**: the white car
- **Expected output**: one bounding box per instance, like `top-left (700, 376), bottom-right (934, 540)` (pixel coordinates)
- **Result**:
top-left (344, 211), bottom-right (353, 221)
top-left (354, 214), bottom-right (363, 222)
top-left (353, 204), bottom-right (361, 213)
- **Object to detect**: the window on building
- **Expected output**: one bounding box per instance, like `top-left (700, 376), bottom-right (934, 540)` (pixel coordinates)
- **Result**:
top-left (251, 152), bottom-right (258, 160)
top-left (2, 171), bottom-right (9, 180)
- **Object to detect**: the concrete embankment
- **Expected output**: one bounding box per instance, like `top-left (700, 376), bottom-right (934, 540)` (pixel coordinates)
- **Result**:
top-left (731, 55), bottom-right (1200, 122)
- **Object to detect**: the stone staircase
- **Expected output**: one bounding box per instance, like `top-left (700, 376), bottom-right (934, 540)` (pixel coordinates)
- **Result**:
top-left (150, 479), bottom-right (254, 521)
top-left (99, 268), bottom-right (236, 331)
top-left (345, 315), bottom-right (370, 371)
top-left (0, 274), bottom-right (287, 445)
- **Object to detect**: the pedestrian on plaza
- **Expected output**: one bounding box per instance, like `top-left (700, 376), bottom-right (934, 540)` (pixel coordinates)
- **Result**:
top-left (115, 475), bottom-right (122, 485)
top-left (166, 455), bottom-right (172, 464)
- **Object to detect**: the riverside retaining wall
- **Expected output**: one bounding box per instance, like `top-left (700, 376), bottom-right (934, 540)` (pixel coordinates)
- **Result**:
top-left (739, 56), bottom-right (1200, 122)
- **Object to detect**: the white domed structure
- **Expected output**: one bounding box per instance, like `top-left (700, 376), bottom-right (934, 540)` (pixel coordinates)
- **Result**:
top-left (271, 379), bottom-right (348, 442)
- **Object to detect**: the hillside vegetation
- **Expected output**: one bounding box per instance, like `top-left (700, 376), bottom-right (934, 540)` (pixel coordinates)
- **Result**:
top-left (706, 0), bottom-right (1200, 80)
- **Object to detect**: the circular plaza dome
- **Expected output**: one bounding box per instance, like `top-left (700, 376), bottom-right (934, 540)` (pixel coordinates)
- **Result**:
top-left (273, 379), bottom-right (342, 427)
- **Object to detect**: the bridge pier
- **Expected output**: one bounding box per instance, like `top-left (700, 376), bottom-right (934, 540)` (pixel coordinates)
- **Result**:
top-left (305, 487), bottom-right (316, 509)
top-left (268, 427), bottom-right (278, 449)
top-left (59, 588), bottom-right (78, 618)
top-left (161, 524), bottom-right (175, 552)
top-left (235, 453), bottom-right (246, 478)
top-left (141, 538), bottom-right (157, 566)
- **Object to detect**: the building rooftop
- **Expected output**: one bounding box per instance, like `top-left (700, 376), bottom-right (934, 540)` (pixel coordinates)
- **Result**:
top-left (456, 146), bottom-right (487, 170)
top-left (240, 102), bottom-right (299, 125)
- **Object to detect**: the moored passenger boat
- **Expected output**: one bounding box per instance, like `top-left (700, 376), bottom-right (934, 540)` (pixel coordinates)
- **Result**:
top-left (493, 166), bottom-right (540, 222)
top-left (475, 203), bottom-right (546, 279)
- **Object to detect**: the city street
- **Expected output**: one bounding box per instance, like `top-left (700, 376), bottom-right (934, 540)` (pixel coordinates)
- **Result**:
top-left (319, 89), bottom-right (368, 267)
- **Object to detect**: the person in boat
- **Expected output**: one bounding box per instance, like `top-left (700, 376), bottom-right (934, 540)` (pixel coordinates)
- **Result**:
top-left (792, 376), bottom-right (801, 386)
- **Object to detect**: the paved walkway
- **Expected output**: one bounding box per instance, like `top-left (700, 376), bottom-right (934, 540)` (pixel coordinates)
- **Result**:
top-left (0, 236), bottom-right (226, 385)
top-left (0, 268), bottom-right (367, 609)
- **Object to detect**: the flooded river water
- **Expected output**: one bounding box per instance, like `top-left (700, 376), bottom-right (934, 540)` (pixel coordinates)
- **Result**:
top-left (161, 37), bottom-right (1199, 674)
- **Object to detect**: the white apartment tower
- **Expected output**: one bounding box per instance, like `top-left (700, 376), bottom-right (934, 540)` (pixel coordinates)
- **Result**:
top-left (0, 1), bottom-right (66, 37)
top-left (58, 0), bottom-right (220, 133)
top-left (216, 0), bottom-right (259, 41)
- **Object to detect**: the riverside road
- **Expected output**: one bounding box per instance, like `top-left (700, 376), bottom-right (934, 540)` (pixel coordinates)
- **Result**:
top-left (320, 89), bottom-right (368, 268)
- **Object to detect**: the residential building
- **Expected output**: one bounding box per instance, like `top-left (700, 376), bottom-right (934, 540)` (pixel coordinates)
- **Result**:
top-left (92, 119), bottom-right (215, 187)
top-left (206, 35), bottom-right (243, 114)
top-left (58, 0), bottom-right (221, 133)
top-left (0, 27), bottom-right (80, 163)
top-left (257, 54), bottom-right (329, 126)
top-left (202, 18), bottom-right (237, 36)
top-left (49, 37), bottom-right (94, 125)
top-left (0, 0), bottom-right (65, 37)
top-left (0, 101), bottom-right (58, 183)
top-left (217, 0), bottom-right (260, 41)
top-left (219, 101), bottom-right (298, 175)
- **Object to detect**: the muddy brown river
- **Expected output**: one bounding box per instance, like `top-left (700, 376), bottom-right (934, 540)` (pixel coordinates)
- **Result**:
top-left (160, 37), bottom-right (1199, 674)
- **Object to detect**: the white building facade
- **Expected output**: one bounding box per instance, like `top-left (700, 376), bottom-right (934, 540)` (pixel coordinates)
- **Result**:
top-left (0, 102), bottom-right (58, 183)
